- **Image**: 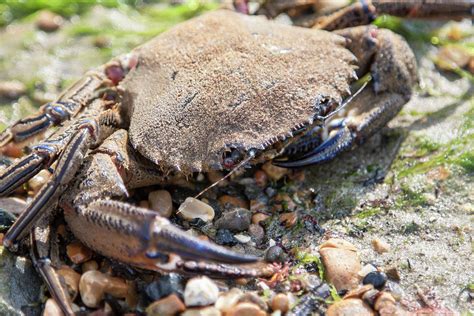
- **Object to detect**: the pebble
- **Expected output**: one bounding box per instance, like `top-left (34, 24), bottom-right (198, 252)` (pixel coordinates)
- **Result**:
top-left (227, 302), bottom-right (266, 316)
top-left (184, 276), bottom-right (219, 307)
top-left (146, 274), bottom-right (184, 301)
top-left (66, 242), bottom-right (93, 264)
top-left (215, 208), bottom-right (251, 232)
top-left (436, 45), bottom-right (471, 70)
top-left (28, 169), bottom-right (51, 195)
top-left (146, 294), bottom-right (185, 316)
top-left (385, 267), bottom-right (401, 282)
top-left (279, 212), bottom-right (297, 228)
top-left (319, 239), bottom-right (361, 291)
top-left (248, 224), bottom-right (265, 244)
top-left (358, 264), bottom-right (377, 278)
top-left (149, 190), bottom-right (173, 217)
top-left (178, 197), bottom-right (215, 222)
top-left (265, 246), bottom-right (287, 263)
top-left (43, 298), bottom-right (64, 316)
top-left (238, 292), bottom-right (267, 311)
top-left (371, 238), bottom-right (390, 254)
top-left (0, 142), bottom-right (23, 158)
top-left (313, 283), bottom-right (331, 299)
top-left (215, 229), bottom-right (238, 246)
top-left (218, 195), bottom-right (249, 209)
top-left (57, 265), bottom-right (81, 301)
top-left (363, 271), bottom-right (387, 290)
top-left (79, 270), bottom-right (135, 308)
top-left (0, 80), bottom-right (26, 99)
top-left (262, 162), bottom-right (288, 181)
top-left (251, 213), bottom-right (269, 225)
top-left (234, 234), bottom-right (251, 243)
top-left (36, 10), bottom-right (64, 32)
top-left (215, 288), bottom-right (243, 313)
top-left (181, 307), bottom-right (222, 316)
top-left (271, 293), bottom-right (289, 313)
top-left (254, 170), bottom-right (268, 187)
top-left (326, 298), bottom-right (375, 316)
top-left (82, 260), bottom-right (99, 273)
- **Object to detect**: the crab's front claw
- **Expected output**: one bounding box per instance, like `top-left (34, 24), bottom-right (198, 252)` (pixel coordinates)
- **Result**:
top-left (149, 217), bottom-right (258, 264)
top-left (273, 124), bottom-right (354, 168)
top-left (64, 198), bottom-right (271, 278)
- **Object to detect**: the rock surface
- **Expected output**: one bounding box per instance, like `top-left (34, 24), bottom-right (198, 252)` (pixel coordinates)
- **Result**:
top-left (0, 247), bottom-right (42, 316)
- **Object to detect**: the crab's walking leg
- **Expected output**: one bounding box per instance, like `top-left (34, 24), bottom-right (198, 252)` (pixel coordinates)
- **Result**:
top-left (61, 130), bottom-right (273, 278)
top-left (3, 103), bottom-right (121, 249)
top-left (31, 216), bottom-right (75, 316)
top-left (314, 0), bottom-right (474, 31)
top-left (275, 26), bottom-right (417, 168)
top-left (0, 99), bottom-right (112, 196)
top-left (0, 73), bottom-right (106, 147)
top-left (0, 53), bottom-right (136, 147)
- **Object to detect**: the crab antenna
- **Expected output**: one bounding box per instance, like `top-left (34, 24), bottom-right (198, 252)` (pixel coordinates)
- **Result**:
top-left (194, 150), bottom-right (257, 199)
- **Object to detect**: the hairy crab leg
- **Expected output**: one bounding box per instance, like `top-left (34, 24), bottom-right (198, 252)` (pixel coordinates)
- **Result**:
top-left (3, 104), bottom-right (121, 249)
top-left (314, 0), bottom-right (474, 31)
top-left (0, 99), bottom-right (111, 197)
top-left (0, 54), bottom-right (136, 147)
top-left (275, 25), bottom-right (417, 168)
top-left (31, 216), bottom-right (75, 316)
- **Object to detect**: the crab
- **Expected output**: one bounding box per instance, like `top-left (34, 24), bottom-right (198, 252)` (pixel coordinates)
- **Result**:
top-left (0, 2), bottom-right (471, 315)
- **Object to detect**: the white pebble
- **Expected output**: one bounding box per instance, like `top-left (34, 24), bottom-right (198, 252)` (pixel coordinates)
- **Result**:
top-left (234, 234), bottom-right (251, 244)
top-left (178, 197), bottom-right (215, 222)
top-left (184, 276), bottom-right (219, 307)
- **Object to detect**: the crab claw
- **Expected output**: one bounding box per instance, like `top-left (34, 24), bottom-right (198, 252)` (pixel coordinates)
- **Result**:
top-left (273, 124), bottom-right (354, 168)
top-left (149, 217), bottom-right (259, 263)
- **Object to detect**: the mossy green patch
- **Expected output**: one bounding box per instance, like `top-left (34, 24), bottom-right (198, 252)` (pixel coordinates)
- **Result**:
top-left (355, 207), bottom-right (381, 219)
top-left (295, 250), bottom-right (325, 280)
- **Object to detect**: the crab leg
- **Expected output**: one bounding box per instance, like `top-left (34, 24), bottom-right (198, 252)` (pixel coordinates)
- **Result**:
top-left (0, 72), bottom-right (106, 147)
top-left (314, 0), bottom-right (474, 31)
top-left (0, 99), bottom-right (113, 197)
top-left (275, 25), bottom-right (417, 168)
top-left (31, 216), bottom-right (75, 316)
top-left (3, 104), bottom-right (120, 249)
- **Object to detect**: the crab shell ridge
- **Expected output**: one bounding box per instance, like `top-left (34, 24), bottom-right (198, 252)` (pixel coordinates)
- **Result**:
top-left (121, 10), bottom-right (357, 172)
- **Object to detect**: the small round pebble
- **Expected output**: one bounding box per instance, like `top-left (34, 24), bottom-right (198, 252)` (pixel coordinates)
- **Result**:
top-left (36, 10), bottom-right (64, 32)
top-left (43, 298), bottom-right (64, 316)
top-left (227, 302), bottom-right (266, 316)
top-left (184, 276), bottom-right (219, 307)
top-left (248, 224), bottom-right (265, 244)
top-left (215, 208), bottom-right (251, 232)
top-left (66, 242), bottom-right (92, 264)
top-left (265, 246), bottom-right (287, 263)
top-left (271, 293), bottom-right (289, 313)
top-left (251, 213), bottom-right (269, 225)
top-left (57, 265), bottom-right (81, 300)
top-left (0, 80), bottom-right (26, 99)
top-left (146, 294), bottom-right (185, 316)
top-left (149, 190), bottom-right (173, 217)
top-left (326, 298), bottom-right (375, 316)
top-left (145, 274), bottom-right (184, 301)
top-left (215, 229), bottom-right (238, 246)
top-left (363, 271), bottom-right (387, 290)
top-left (215, 288), bottom-right (243, 313)
top-left (178, 197), bottom-right (215, 222)
top-left (181, 306), bottom-right (222, 316)
top-left (254, 170), bottom-right (268, 187)
top-left (371, 238), bottom-right (390, 254)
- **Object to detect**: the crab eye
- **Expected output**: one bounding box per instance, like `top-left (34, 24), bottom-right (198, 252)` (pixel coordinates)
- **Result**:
top-left (222, 148), bottom-right (243, 170)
